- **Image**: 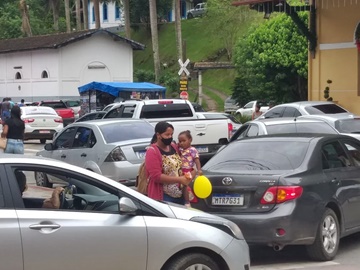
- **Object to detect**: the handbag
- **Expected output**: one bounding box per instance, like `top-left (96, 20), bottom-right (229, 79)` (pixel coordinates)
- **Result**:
top-left (0, 138), bottom-right (7, 150)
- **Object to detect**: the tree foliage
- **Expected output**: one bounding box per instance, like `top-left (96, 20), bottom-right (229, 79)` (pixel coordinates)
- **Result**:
top-left (232, 13), bottom-right (308, 105)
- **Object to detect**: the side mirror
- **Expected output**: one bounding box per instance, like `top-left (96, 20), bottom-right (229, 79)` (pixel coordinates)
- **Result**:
top-left (218, 138), bottom-right (229, 145)
top-left (44, 143), bottom-right (55, 151)
top-left (119, 197), bottom-right (138, 215)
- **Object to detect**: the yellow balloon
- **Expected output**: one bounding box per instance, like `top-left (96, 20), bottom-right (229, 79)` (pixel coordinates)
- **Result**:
top-left (193, 175), bottom-right (212, 199)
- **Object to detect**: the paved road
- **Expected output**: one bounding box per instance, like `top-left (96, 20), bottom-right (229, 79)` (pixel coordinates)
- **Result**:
top-left (22, 141), bottom-right (360, 270)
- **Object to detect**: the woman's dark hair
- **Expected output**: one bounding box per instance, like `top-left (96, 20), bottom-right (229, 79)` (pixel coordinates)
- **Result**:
top-left (179, 130), bottom-right (192, 140)
top-left (151, 121), bottom-right (174, 144)
top-left (11, 105), bottom-right (21, 119)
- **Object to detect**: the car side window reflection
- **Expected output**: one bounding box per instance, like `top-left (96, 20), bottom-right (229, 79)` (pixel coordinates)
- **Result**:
top-left (54, 127), bottom-right (77, 149)
top-left (322, 141), bottom-right (350, 169)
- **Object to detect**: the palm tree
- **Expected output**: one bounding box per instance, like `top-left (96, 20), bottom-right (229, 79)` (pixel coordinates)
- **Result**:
top-left (49, 0), bottom-right (61, 31)
top-left (19, 0), bottom-right (32, 37)
top-left (149, 0), bottom-right (160, 83)
top-left (64, 0), bottom-right (71, 32)
top-left (123, 0), bottom-right (131, 38)
top-left (175, 0), bottom-right (183, 62)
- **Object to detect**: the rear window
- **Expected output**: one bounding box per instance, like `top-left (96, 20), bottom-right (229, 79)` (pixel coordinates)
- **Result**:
top-left (335, 119), bottom-right (360, 133)
top-left (305, 104), bottom-right (347, 114)
top-left (204, 141), bottom-right (309, 171)
top-left (100, 122), bottom-right (154, 143)
top-left (40, 102), bottom-right (67, 109)
top-left (140, 104), bottom-right (193, 118)
top-left (266, 122), bottom-right (337, 135)
top-left (65, 100), bottom-right (80, 107)
top-left (23, 107), bottom-right (57, 115)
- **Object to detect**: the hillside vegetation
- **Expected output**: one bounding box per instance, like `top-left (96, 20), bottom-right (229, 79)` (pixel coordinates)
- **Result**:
top-left (131, 18), bottom-right (254, 110)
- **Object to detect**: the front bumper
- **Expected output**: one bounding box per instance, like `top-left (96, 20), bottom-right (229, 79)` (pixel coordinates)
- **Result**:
top-left (220, 238), bottom-right (250, 270)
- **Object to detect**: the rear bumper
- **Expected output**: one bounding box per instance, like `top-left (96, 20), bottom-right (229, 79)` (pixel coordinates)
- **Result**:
top-left (24, 130), bottom-right (58, 140)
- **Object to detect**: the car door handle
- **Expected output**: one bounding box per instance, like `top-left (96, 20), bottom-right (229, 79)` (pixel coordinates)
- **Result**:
top-left (29, 223), bottom-right (61, 230)
top-left (197, 133), bottom-right (206, 136)
top-left (61, 154), bottom-right (66, 158)
top-left (81, 153), bottom-right (87, 157)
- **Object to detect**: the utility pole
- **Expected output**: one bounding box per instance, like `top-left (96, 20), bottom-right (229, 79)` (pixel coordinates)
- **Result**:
top-left (175, 0), bottom-right (183, 61)
top-left (149, 0), bottom-right (161, 83)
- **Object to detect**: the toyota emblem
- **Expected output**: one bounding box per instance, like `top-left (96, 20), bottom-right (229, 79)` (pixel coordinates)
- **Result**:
top-left (222, 177), bottom-right (233, 185)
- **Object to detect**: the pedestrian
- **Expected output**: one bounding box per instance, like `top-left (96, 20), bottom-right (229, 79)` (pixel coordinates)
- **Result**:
top-left (268, 101), bottom-right (275, 109)
top-left (18, 99), bottom-right (25, 107)
top-left (178, 130), bottom-right (202, 207)
top-left (1, 105), bottom-right (25, 154)
top-left (145, 121), bottom-right (192, 205)
top-left (1, 97), bottom-right (12, 125)
top-left (252, 103), bottom-right (263, 120)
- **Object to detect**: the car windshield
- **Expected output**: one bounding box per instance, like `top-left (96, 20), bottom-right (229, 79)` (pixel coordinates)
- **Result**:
top-left (22, 107), bottom-right (57, 115)
top-left (204, 141), bottom-right (309, 171)
top-left (100, 122), bottom-right (154, 143)
top-left (66, 100), bottom-right (80, 107)
top-left (335, 119), bottom-right (360, 133)
top-left (305, 104), bottom-right (347, 114)
top-left (266, 122), bottom-right (337, 134)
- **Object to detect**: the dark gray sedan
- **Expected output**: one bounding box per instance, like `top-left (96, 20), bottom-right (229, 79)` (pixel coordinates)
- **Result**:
top-left (191, 134), bottom-right (360, 261)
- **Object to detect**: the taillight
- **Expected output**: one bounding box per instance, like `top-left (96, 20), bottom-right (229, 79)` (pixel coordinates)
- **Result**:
top-left (158, 100), bottom-right (173, 104)
top-left (71, 109), bottom-right (75, 116)
top-left (24, 118), bottom-right (35, 123)
top-left (54, 118), bottom-right (63, 123)
top-left (260, 186), bottom-right (303, 204)
top-left (228, 123), bottom-right (233, 139)
top-left (105, 146), bottom-right (126, 162)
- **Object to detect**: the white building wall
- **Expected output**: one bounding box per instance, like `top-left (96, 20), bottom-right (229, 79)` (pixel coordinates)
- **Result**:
top-left (88, 1), bottom-right (124, 30)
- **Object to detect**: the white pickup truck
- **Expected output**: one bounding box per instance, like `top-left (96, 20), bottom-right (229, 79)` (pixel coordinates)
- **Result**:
top-left (235, 100), bottom-right (269, 117)
top-left (103, 99), bottom-right (231, 164)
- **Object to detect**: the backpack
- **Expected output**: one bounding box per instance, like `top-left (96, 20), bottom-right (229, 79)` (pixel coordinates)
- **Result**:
top-left (136, 162), bottom-right (148, 195)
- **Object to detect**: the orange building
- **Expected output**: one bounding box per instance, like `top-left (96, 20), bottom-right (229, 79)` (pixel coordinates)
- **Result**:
top-left (233, 0), bottom-right (360, 114)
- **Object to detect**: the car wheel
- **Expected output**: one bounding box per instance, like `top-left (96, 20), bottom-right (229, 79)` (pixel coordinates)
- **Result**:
top-left (306, 208), bottom-right (339, 261)
top-left (40, 139), bottom-right (46, 144)
top-left (187, 13), bottom-right (193, 19)
top-left (164, 253), bottom-right (220, 270)
top-left (35, 171), bottom-right (53, 188)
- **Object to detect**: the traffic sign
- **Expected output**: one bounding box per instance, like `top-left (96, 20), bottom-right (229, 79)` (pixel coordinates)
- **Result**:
top-left (180, 91), bottom-right (188, 100)
top-left (178, 59), bottom-right (190, 76)
top-left (180, 78), bottom-right (188, 91)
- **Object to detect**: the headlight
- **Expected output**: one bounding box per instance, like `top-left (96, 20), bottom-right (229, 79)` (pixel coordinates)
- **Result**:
top-left (190, 216), bottom-right (244, 240)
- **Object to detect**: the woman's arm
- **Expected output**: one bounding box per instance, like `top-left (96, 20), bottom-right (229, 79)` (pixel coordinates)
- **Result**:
top-left (1, 125), bottom-right (8, 138)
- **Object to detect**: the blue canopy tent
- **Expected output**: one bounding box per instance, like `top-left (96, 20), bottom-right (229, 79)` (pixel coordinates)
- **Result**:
top-left (78, 81), bottom-right (167, 114)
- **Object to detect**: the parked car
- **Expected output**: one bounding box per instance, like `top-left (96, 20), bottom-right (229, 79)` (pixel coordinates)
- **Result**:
top-left (21, 106), bottom-right (64, 144)
top-left (196, 112), bottom-right (242, 135)
top-left (299, 114), bottom-right (360, 141)
top-left (191, 133), bottom-right (360, 261)
top-left (63, 100), bottom-right (81, 119)
top-left (235, 100), bottom-right (269, 117)
top-left (2, 156), bottom-right (250, 270)
top-left (224, 96), bottom-right (240, 113)
top-left (36, 119), bottom-right (155, 187)
top-left (38, 100), bottom-right (75, 126)
top-left (187, 3), bottom-right (207, 19)
top-left (259, 101), bottom-right (353, 120)
top-left (228, 117), bottom-right (338, 143)
top-left (76, 111), bottom-right (106, 122)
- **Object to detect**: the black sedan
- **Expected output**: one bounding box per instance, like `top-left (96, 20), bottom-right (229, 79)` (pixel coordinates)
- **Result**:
top-left (190, 133), bottom-right (360, 261)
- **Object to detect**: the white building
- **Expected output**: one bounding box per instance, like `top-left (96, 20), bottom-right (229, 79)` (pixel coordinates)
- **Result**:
top-left (0, 29), bottom-right (144, 102)
top-left (88, 1), bottom-right (125, 31)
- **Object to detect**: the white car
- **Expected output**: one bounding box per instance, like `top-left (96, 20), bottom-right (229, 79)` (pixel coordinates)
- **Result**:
top-left (196, 112), bottom-right (242, 135)
top-left (21, 106), bottom-right (63, 144)
top-left (235, 100), bottom-right (269, 117)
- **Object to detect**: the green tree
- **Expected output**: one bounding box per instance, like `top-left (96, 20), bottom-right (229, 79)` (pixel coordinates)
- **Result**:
top-left (233, 13), bottom-right (308, 103)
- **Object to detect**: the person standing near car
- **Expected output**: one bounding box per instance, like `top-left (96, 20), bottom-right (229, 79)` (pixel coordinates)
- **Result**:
top-left (145, 121), bottom-right (192, 205)
top-left (252, 103), bottom-right (263, 120)
top-left (1, 105), bottom-right (25, 154)
top-left (1, 97), bottom-right (12, 125)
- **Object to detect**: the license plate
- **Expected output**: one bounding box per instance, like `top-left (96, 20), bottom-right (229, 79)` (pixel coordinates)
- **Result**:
top-left (39, 130), bottom-right (50, 134)
top-left (138, 151), bottom-right (146, 159)
top-left (212, 194), bottom-right (244, 206)
top-left (196, 146), bottom-right (208, 153)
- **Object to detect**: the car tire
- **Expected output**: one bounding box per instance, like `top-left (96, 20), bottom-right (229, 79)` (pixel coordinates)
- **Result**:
top-left (306, 208), bottom-right (339, 261)
top-left (187, 13), bottom-right (193, 19)
top-left (40, 139), bottom-right (46, 144)
top-left (164, 253), bottom-right (220, 270)
top-left (35, 171), bottom-right (53, 188)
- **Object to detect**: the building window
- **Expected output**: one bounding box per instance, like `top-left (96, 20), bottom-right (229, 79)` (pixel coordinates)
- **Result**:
top-left (103, 3), bottom-right (108, 21)
top-left (15, 72), bottom-right (22, 80)
top-left (92, 6), bottom-right (95, 22)
top-left (115, 2), bottom-right (120, 20)
top-left (41, 70), bottom-right (48, 78)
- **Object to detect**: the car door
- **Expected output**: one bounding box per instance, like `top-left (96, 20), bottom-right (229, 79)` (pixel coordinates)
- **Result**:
top-left (322, 140), bottom-right (360, 229)
top-left (69, 126), bottom-right (98, 168)
top-left (0, 165), bottom-right (23, 270)
top-left (7, 165), bottom-right (148, 270)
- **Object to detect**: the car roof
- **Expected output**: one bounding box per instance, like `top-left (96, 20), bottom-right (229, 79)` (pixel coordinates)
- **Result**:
top-left (256, 117), bottom-right (331, 125)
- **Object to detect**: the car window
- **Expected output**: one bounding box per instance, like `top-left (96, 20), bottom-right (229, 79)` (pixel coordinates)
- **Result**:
top-left (204, 141), bottom-right (309, 171)
top-left (343, 141), bottom-right (360, 167)
top-left (105, 106), bottom-right (124, 118)
top-left (73, 127), bottom-right (96, 148)
top-left (305, 104), bottom-right (347, 114)
top-left (246, 125), bottom-right (259, 137)
top-left (54, 127), bottom-right (77, 149)
top-left (103, 105), bottom-right (113, 112)
top-left (23, 107), bottom-right (57, 115)
top-left (231, 124), bottom-right (249, 141)
top-left (96, 113), bottom-right (105, 119)
top-left (122, 106), bottom-right (135, 118)
top-left (263, 107), bottom-right (285, 118)
top-left (11, 167), bottom-right (120, 213)
top-left (322, 141), bottom-right (349, 169)
top-left (244, 102), bottom-right (253, 109)
top-left (282, 107), bottom-right (301, 118)
top-left (140, 104), bottom-right (193, 118)
top-left (100, 122), bottom-right (154, 143)
top-left (66, 101), bottom-right (80, 107)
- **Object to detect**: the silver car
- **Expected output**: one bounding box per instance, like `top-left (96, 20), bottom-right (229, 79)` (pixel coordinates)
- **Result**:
top-left (36, 119), bottom-right (154, 187)
top-left (259, 101), bottom-right (353, 119)
top-left (2, 156), bottom-right (250, 270)
top-left (196, 112), bottom-right (242, 135)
